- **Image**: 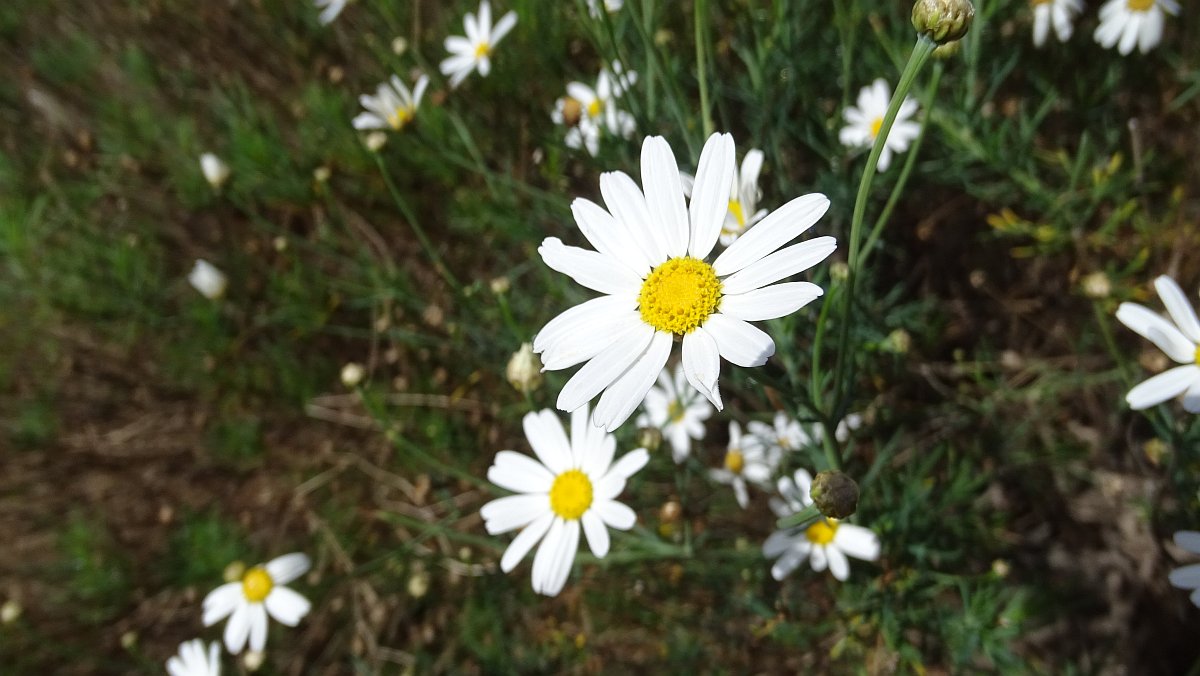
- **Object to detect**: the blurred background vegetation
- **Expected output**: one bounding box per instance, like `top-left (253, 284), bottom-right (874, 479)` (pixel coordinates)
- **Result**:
top-left (2, 0), bottom-right (1200, 673)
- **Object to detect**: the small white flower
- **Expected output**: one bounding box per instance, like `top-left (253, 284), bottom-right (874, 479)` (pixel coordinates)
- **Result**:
top-left (439, 1), bottom-right (518, 89)
top-left (709, 421), bottom-right (772, 509)
top-left (585, 0), bottom-right (623, 18)
top-left (1031, 0), bottom-right (1084, 47)
top-left (314, 0), bottom-right (348, 25)
top-left (533, 133), bottom-right (835, 431)
top-left (636, 363), bottom-right (713, 463)
top-left (1094, 0), bottom-right (1179, 55)
top-left (481, 406), bottom-right (648, 596)
top-left (552, 63), bottom-right (637, 156)
top-left (188, 259), bottom-right (228, 300)
top-left (202, 553), bottom-right (312, 654)
top-left (839, 78), bottom-right (920, 173)
top-left (199, 153), bottom-right (230, 190)
top-left (763, 469), bottom-right (880, 581)
top-left (166, 639), bottom-right (221, 676)
top-left (353, 74), bottom-right (429, 132)
top-left (1115, 275), bottom-right (1200, 412)
top-left (835, 412), bottom-right (863, 443)
top-left (748, 411), bottom-right (815, 465)
top-left (1169, 530), bottom-right (1200, 607)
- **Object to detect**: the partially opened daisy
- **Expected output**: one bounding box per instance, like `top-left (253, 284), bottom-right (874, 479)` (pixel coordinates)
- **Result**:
top-left (353, 74), bottom-right (429, 132)
top-left (839, 79), bottom-right (920, 173)
top-left (748, 411), bottom-right (815, 466)
top-left (440, 0), bottom-right (518, 88)
top-left (552, 63), bottom-right (637, 156)
top-left (1168, 530), bottom-right (1200, 607)
top-left (709, 421), bottom-right (772, 509)
top-left (166, 639), bottom-right (221, 676)
top-left (763, 470), bottom-right (880, 581)
top-left (481, 406), bottom-right (649, 596)
top-left (635, 363), bottom-right (712, 463)
top-left (1115, 275), bottom-right (1200, 412)
top-left (1094, 0), bottom-right (1179, 55)
top-left (202, 553), bottom-right (313, 654)
top-left (533, 132), bottom-right (835, 431)
top-left (314, 0), bottom-right (348, 25)
top-left (1032, 0), bottom-right (1084, 46)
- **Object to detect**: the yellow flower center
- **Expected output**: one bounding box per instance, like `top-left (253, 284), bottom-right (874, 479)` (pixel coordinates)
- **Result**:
top-left (869, 117), bottom-right (884, 139)
top-left (1195, 345), bottom-right (1200, 365)
top-left (549, 470), bottom-right (593, 521)
top-left (586, 99), bottom-right (603, 118)
top-left (241, 566), bottom-right (274, 603)
top-left (667, 400), bottom-right (686, 423)
top-left (1126, 0), bottom-right (1153, 10)
top-left (387, 106), bottom-right (413, 131)
top-left (724, 449), bottom-right (745, 474)
top-left (474, 42), bottom-right (491, 59)
top-left (727, 199), bottom-right (746, 228)
top-left (638, 257), bottom-right (723, 335)
top-left (805, 519), bottom-right (839, 546)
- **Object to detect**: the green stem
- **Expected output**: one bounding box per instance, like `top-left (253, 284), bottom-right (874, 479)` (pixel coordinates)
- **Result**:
top-left (694, 0), bottom-right (713, 138)
top-left (373, 155), bottom-right (462, 292)
top-left (776, 504), bottom-right (821, 530)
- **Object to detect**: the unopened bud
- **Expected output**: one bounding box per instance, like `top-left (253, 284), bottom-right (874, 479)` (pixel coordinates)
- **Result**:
top-left (223, 561), bottom-right (246, 583)
top-left (200, 153), bottom-right (231, 190)
top-left (1, 600), bottom-right (21, 624)
top-left (636, 426), bottom-right (663, 454)
top-left (1081, 271), bottom-right (1111, 299)
top-left (932, 40), bottom-right (962, 59)
top-left (365, 131), bottom-right (388, 152)
top-left (341, 362), bottom-right (365, 388)
top-left (810, 471), bottom-right (859, 519)
top-left (313, 166), bottom-right (332, 183)
top-left (883, 328), bottom-right (912, 354)
top-left (830, 261), bottom-right (849, 283)
top-left (911, 0), bottom-right (975, 44)
top-left (407, 563), bottom-right (431, 598)
top-left (489, 276), bottom-right (511, 295)
top-left (243, 650), bottom-right (266, 671)
top-left (560, 98), bottom-right (583, 127)
top-left (506, 343), bottom-right (543, 393)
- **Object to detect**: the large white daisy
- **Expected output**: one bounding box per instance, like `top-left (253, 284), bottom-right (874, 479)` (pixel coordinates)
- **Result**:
top-left (635, 363), bottom-right (712, 463)
top-left (1169, 530), bottom-right (1200, 607)
top-left (838, 79), bottom-right (920, 173)
top-left (439, 0), bottom-right (518, 89)
top-left (481, 406), bottom-right (649, 596)
top-left (202, 553), bottom-right (313, 654)
top-left (166, 639), bottom-right (221, 676)
top-left (533, 132), bottom-right (835, 431)
top-left (709, 421), bottom-right (773, 509)
top-left (1094, 0), bottom-right (1179, 55)
top-left (352, 74), bottom-right (429, 132)
top-left (1031, 0), bottom-right (1084, 46)
top-left (763, 470), bottom-right (880, 581)
top-left (1115, 275), bottom-right (1200, 412)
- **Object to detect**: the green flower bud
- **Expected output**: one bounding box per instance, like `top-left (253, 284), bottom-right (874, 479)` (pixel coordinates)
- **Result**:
top-left (911, 0), bottom-right (975, 45)
top-left (810, 471), bottom-right (860, 519)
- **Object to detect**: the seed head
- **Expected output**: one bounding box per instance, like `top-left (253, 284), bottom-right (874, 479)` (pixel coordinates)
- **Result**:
top-left (810, 471), bottom-right (860, 519)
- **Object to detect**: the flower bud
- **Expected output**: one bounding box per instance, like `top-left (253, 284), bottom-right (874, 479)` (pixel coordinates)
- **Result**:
top-left (187, 259), bottom-right (228, 300)
top-left (243, 650), bottom-right (266, 672)
top-left (1081, 271), bottom-right (1111, 299)
top-left (489, 276), bottom-right (511, 295)
top-left (560, 97), bottom-right (584, 127)
top-left (809, 471), bottom-right (859, 519)
top-left (911, 0), bottom-right (975, 44)
top-left (505, 343), bottom-right (543, 393)
top-left (365, 131), bottom-right (388, 152)
top-left (636, 426), bottom-right (663, 454)
top-left (341, 362), bottom-right (365, 388)
top-left (1, 600), bottom-right (21, 624)
top-left (200, 153), bottom-right (230, 190)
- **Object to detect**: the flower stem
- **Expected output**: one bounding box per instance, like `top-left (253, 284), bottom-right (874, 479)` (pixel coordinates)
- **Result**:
top-left (373, 155), bottom-right (462, 293)
top-left (775, 504), bottom-right (821, 531)
top-left (694, 0), bottom-right (714, 138)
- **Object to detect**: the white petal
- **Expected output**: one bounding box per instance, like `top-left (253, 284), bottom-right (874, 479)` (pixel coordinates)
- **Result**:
top-left (544, 519), bottom-right (581, 596)
top-left (1116, 302), bottom-right (1197, 363)
top-left (223, 602), bottom-right (252, 654)
top-left (572, 198), bottom-right (651, 274)
top-left (580, 433), bottom-right (617, 485)
top-left (265, 552), bottom-right (311, 585)
top-left (1118, 13), bottom-right (1141, 54)
top-left (593, 499), bottom-right (638, 530)
top-left (687, 132), bottom-right (736, 260)
top-left (1175, 531), bottom-right (1200, 554)
top-left (531, 518), bottom-right (565, 595)
top-left (826, 545), bottom-right (850, 580)
top-left (1155, 276), bottom-right (1200, 343)
top-left (538, 237), bottom-right (641, 295)
top-left (763, 530), bottom-right (800, 558)
top-left (770, 543), bottom-right (811, 580)
top-left (534, 295), bottom-right (637, 359)
top-left (1126, 365), bottom-right (1200, 410)
top-left (523, 409), bottom-right (573, 475)
top-left (600, 171), bottom-right (666, 265)
top-left (593, 330), bottom-right (672, 431)
top-left (264, 586), bottom-right (311, 626)
top-left (739, 149), bottom-right (764, 204)
top-left (682, 327), bottom-right (723, 409)
top-left (720, 237), bottom-right (838, 296)
top-left (500, 511), bottom-right (554, 573)
top-left (1169, 563), bottom-right (1200, 589)
top-left (835, 524), bottom-right (881, 561)
top-left (712, 194), bottom-right (831, 277)
top-left (640, 136), bottom-right (690, 257)
top-left (809, 544), bottom-right (828, 572)
top-left (581, 510), bottom-right (611, 558)
top-left (247, 603), bottom-right (268, 653)
top-left (203, 582), bottom-right (243, 626)
top-left (491, 10), bottom-right (518, 45)
top-left (607, 448), bottom-right (650, 482)
top-left (488, 450), bottom-right (556, 493)
top-left (481, 493), bottom-right (550, 534)
top-left (719, 282), bottom-right (824, 322)
top-left (557, 323), bottom-right (654, 413)
top-left (703, 313), bottom-right (775, 367)
top-left (1183, 380), bottom-right (1200, 414)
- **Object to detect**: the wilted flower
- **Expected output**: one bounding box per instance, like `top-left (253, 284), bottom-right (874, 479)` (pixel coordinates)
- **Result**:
top-left (188, 259), bottom-right (228, 300)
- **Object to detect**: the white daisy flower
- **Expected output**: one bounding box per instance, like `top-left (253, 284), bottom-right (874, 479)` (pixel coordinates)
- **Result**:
top-left (1031, 0), bottom-right (1084, 47)
top-left (834, 412), bottom-right (864, 443)
top-left (439, 0), bottom-right (518, 89)
top-left (636, 363), bottom-right (713, 463)
top-left (552, 63), bottom-right (637, 156)
top-left (1115, 275), bottom-right (1200, 412)
top-left (1094, 0), bottom-right (1179, 55)
top-left (838, 79), bottom-right (921, 173)
top-left (199, 153), bottom-right (230, 190)
top-left (586, 0), bottom-right (623, 17)
top-left (748, 411), bottom-right (815, 465)
top-left (480, 405), bottom-right (649, 596)
top-left (188, 259), bottom-right (228, 300)
top-left (763, 469), bottom-right (880, 581)
top-left (314, 0), bottom-right (349, 25)
top-left (1168, 530), bottom-right (1200, 607)
top-left (202, 553), bottom-right (313, 654)
top-left (166, 639), bottom-right (221, 676)
top-left (533, 132), bottom-right (835, 431)
top-left (352, 74), bottom-right (429, 132)
top-left (709, 421), bottom-right (773, 509)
